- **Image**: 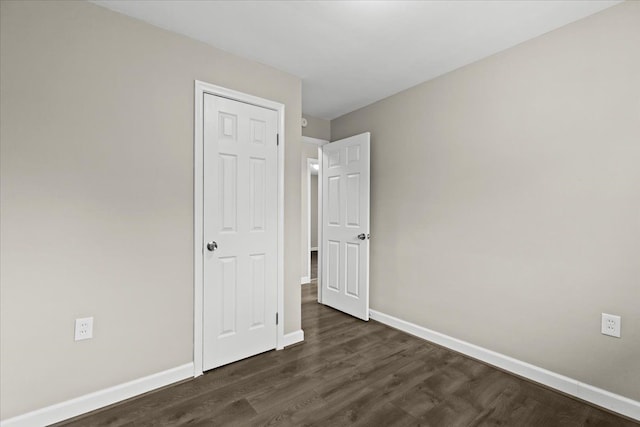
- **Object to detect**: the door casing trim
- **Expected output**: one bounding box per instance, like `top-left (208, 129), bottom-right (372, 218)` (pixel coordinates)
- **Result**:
top-left (193, 80), bottom-right (285, 377)
top-left (302, 157), bottom-right (321, 285)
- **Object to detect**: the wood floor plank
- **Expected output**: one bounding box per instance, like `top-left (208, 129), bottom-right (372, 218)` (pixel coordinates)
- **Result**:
top-left (350, 401), bottom-right (419, 427)
top-left (247, 389), bottom-right (327, 427)
top-left (57, 283), bottom-right (639, 427)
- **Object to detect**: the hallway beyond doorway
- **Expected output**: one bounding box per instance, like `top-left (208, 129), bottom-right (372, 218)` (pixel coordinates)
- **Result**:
top-left (310, 250), bottom-right (317, 282)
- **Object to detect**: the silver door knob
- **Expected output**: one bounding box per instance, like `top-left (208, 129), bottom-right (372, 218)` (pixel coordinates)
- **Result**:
top-left (206, 241), bottom-right (218, 252)
top-left (357, 233), bottom-right (366, 240)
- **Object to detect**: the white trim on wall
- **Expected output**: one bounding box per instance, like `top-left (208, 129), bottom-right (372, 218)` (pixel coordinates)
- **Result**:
top-left (310, 247), bottom-right (318, 251)
top-left (301, 136), bottom-right (328, 146)
top-left (0, 363), bottom-right (194, 427)
top-left (194, 80), bottom-right (286, 378)
top-left (370, 310), bottom-right (640, 421)
top-left (316, 145), bottom-right (324, 303)
top-left (283, 330), bottom-right (305, 347)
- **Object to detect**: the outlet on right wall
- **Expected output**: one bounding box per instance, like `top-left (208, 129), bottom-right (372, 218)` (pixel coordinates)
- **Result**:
top-left (331, 1), bottom-right (639, 401)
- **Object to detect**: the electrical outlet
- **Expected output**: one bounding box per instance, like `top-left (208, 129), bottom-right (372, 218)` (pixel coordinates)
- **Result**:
top-left (75, 317), bottom-right (93, 341)
top-left (601, 313), bottom-right (621, 338)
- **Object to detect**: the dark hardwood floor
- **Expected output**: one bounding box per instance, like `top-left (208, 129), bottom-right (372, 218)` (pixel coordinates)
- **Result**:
top-left (57, 283), bottom-right (638, 426)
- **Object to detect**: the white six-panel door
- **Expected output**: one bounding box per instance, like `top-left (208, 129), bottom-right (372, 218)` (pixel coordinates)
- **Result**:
top-left (321, 133), bottom-right (370, 320)
top-left (203, 94), bottom-right (278, 370)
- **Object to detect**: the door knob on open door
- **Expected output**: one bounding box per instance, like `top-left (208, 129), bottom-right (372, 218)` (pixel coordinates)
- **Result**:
top-left (206, 241), bottom-right (218, 252)
top-left (357, 233), bottom-right (366, 240)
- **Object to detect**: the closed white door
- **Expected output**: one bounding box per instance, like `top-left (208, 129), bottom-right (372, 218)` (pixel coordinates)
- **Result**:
top-left (321, 133), bottom-right (370, 320)
top-left (203, 94), bottom-right (278, 370)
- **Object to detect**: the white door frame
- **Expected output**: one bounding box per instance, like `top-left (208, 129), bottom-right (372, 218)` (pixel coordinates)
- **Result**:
top-left (301, 136), bottom-right (328, 301)
top-left (302, 139), bottom-right (327, 284)
top-left (317, 144), bottom-right (324, 304)
top-left (302, 158), bottom-right (318, 284)
top-left (193, 80), bottom-right (285, 377)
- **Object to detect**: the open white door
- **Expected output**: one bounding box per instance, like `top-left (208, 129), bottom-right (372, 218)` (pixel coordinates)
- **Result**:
top-left (320, 133), bottom-right (370, 320)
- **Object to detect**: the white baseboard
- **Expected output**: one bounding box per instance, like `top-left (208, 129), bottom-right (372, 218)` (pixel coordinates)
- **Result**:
top-left (310, 247), bottom-right (318, 251)
top-left (283, 329), bottom-right (304, 347)
top-left (369, 310), bottom-right (640, 421)
top-left (300, 276), bottom-right (310, 285)
top-left (1, 363), bottom-right (194, 427)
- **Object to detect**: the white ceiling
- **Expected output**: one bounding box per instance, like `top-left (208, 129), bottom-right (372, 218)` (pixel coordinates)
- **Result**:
top-left (91, 0), bottom-right (621, 120)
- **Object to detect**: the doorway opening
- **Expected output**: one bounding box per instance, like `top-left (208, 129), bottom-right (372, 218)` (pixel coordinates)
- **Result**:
top-left (300, 137), bottom-right (327, 288)
top-left (307, 158), bottom-right (319, 284)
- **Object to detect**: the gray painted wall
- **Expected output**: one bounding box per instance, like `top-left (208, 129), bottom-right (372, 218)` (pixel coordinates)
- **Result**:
top-left (332, 1), bottom-right (640, 401)
top-left (302, 115), bottom-right (331, 141)
top-left (0, 0), bottom-right (302, 419)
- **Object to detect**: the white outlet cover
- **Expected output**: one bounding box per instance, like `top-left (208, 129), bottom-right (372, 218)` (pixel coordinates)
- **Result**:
top-left (601, 313), bottom-right (621, 338)
top-left (75, 317), bottom-right (94, 341)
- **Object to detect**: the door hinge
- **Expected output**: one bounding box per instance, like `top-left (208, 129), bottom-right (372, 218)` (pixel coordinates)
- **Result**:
top-left (276, 134), bottom-right (279, 146)
top-left (276, 312), bottom-right (279, 325)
